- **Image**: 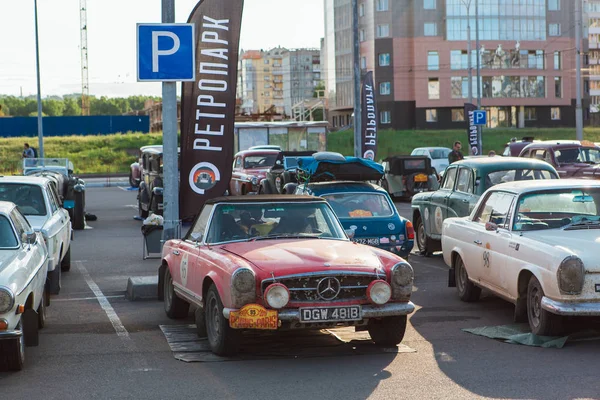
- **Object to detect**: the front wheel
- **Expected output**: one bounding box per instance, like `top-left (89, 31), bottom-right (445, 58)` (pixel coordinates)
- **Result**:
top-left (22, 309), bottom-right (39, 347)
top-left (163, 267), bottom-right (190, 319)
top-left (38, 290), bottom-right (47, 329)
top-left (205, 285), bottom-right (242, 356)
top-left (415, 215), bottom-right (431, 257)
top-left (0, 325), bottom-right (25, 371)
top-left (527, 276), bottom-right (563, 336)
top-left (129, 172), bottom-right (138, 188)
top-left (455, 255), bottom-right (481, 302)
top-left (367, 315), bottom-right (407, 346)
top-left (138, 194), bottom-right (149, 219)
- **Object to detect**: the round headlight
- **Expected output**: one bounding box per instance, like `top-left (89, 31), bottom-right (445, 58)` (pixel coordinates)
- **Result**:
top-left (367, 280), bottom-right (392, 305)
top-left (392, 262), bottom-right (414, 287)
top-left (0, 287), bottom-right (15, 314)
top-left (251, 176), bottom-right (258, 185)
top-left (558, 255), bottom-right (585, 295)
top-left (232, 268), bottom-right (255, 293)
top-left (264, 283), bottom-right (290, 309)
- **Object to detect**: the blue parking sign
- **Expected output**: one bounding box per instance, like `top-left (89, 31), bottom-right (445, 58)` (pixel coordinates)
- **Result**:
top-left (137, 23), bottom-right (195, 82)
top-left (473, 110), bottom-right (487, 126)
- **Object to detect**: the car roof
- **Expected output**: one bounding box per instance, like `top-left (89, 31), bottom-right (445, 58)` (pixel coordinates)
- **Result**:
top-left (449, 156), bottom-right (556, 170)
top-left (0, 176), bottom-right (49, 186)
top-left (521, 141), bottom-right (594, 151)
top-left (413, 147), bottom-right (451, 151)
top-left (234, 149), bottom-right (282, 157)
top-left (304, 181), bottom-right (386, 194)
top-left (489, 179), bottom-right (600, 194)
top-left (0, 201), bottom-right (16, 214)
top-left (205, 195), bottom-right (326, 205)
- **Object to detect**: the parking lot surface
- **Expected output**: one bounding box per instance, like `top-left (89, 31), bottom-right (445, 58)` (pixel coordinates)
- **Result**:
top-left (2, 187), bottom-right (600, 399)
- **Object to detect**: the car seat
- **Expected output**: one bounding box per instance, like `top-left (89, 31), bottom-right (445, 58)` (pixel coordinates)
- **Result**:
top-left (219, 213), bottom-right (246, 241)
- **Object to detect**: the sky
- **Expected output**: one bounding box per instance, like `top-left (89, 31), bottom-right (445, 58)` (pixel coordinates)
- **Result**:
top-left (0, 0), bottom-right (324, 98)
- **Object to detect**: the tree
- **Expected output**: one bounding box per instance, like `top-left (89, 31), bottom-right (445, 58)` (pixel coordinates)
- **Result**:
top-left (43, 99), bottom-right (65, 116)
top-left (313, 81), bottom-right (326, 98)
top-left (63, 97), bottom-right (81, 116)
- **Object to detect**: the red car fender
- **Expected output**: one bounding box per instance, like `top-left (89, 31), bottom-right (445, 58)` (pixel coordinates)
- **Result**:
top-left (202, 270), bottom-right (230, 306)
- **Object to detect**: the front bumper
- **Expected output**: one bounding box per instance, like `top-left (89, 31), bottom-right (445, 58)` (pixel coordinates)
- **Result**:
top-left (224, 301), bottom-right (415, 321)
top-left (541, 296), bottom-right (600, 316)
top-left (0, 330), bottom-right (22, 340)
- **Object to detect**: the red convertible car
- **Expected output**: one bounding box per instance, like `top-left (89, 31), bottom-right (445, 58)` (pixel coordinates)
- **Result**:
top-left (158, 195), bottom-right (415, 355)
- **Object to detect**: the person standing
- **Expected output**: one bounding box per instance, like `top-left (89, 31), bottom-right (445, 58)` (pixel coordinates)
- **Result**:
top-left (22, 143), bottom-right (35, 159)
top-left (448, 141), bottom-right (464, 164)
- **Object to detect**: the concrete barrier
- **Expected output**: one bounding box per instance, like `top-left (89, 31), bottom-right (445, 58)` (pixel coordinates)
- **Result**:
top-left (126, 276), bottom-right (159, 301)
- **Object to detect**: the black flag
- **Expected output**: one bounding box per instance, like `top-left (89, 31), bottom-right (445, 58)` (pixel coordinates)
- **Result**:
top-left (180, 0), bottom-right (244, 221)
top-left (464, 103), bottom-right (480, 156)
top-left (360, 71), bottom-right (377, 160)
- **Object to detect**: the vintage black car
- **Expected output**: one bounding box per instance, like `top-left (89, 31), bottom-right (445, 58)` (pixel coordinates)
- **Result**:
top-left (22, 158), bottom-right (86, 229)
top-left (380, 156), bottom-right (440, 200)
top-left (258, 151), bottom-right (314, 194)
top-left (138, 146), bottom-right (167, 218)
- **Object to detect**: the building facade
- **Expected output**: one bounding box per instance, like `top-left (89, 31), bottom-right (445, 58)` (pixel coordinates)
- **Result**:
top-left (282, 48), bottom-right (322, 116)
top-left (588, 0), bottom-right (600, 118)
top-left (323, 0), bottom-right (589, 130)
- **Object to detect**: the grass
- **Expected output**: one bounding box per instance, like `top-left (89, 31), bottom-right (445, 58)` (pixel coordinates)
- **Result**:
top-left (2, 128), bottom-right (599, 175)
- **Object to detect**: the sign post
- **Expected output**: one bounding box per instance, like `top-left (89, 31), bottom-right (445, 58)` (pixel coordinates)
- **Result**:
top-left (137, 5), bottom-right (196, 243)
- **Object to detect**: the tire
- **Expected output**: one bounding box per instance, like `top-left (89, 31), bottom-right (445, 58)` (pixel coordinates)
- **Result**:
top-left (38, 290), bottom-right (47, 329)
top-left (195, 307), bottom-right (208, 338)
top-left (0, 325), bottom-right (25, 371)
top-left (163, 267), bottom-right (189, 319)
top-left (205, 284), bottom-right (242, 356)
top-left (455, 255), bottom-right (481, 302)
top-left (61, 246), bottom-right (71, 272)
top-left (22, 309), bottom-right (39, 347)
top-left (138, 194), bottom-right (149, 219)
top-left (367, 315), bottom-right (407, 346)
top-left (415, 215), bottom-right (432, 257)
top-left (527, 276), bottom-right (563, 336)
top-left (72, 190), bottom-right (85, 230)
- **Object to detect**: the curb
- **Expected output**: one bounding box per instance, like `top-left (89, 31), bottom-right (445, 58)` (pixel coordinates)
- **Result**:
top-left (126, 276), bottom-right (159, 301)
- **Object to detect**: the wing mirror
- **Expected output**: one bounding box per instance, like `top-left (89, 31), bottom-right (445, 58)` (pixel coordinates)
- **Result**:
top-left (22, 231), bottom-right (37, 245)
top-left (190, 232), bottom-right (203, 245)
top-left (344, 228), bottom-right (355, 239)
top-left (485, 222), bottom-right (498, 231)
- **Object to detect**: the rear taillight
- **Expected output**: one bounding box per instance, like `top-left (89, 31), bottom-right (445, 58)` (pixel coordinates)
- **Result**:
top-left (406, 221), bottom-right (415, 240)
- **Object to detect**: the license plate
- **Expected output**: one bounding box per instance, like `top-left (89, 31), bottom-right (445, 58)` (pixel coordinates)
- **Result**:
top-left (229, 303), bottom-right (279, 330)
top-left (414, 174), bottom-right (428, 182)
top-left (353, 237), bottom-right (380, 245)
top-left (299, 305), bottom-right (362, 323)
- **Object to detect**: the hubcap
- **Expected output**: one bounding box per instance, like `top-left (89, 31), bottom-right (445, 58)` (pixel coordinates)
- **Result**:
top-left (457, 261), bottom-right (467, 293)
top-left (417, 222), bottom-right (426, 252)
top-left (529, 286), bottom-right (541, 327)
top-left (207, 296), bottom-right (221, 346)
top-left (165, 273), bottom-right (173, 311)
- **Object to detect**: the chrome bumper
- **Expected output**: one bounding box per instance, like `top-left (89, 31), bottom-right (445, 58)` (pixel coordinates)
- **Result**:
top-left (541, 296), bottom-right (600, 316)
top-left (223, 301), bottom-right (415, 320)
top-left (0, 330), bottom-right (22, 340)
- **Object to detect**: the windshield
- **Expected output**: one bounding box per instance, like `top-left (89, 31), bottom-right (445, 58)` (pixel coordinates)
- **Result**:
top-left (0, 215), bottom-right (18, 248)
top-left (514, 189), bottom-right (600, 231)
top-left (430, 149), bottom-right (451, 160)
top-left (322, 192), bottom-right (394, 218)
top-left (244, 154), bottom-right (278, 169)
top-left (483, 169), bottom-right (557, 190)
top-left (284, 157), bottom-right (299, 169)
top-left (555, 147), bottom-right (600, 164)
top-left (0, 184), bottom-right (47, 216)
top-left (205, 202), bottom-right (346, 244)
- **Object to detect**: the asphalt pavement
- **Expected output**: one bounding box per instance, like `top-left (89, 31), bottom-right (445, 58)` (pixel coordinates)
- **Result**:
top-left (2, 188), bottom-right (600, 399)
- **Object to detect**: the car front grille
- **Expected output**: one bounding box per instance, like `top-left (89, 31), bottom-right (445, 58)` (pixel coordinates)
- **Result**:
top-left (261, 271), bottom-right (382, 303)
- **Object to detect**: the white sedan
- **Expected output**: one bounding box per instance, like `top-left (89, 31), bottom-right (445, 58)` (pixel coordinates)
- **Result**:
top-left (0, 201), bottom-right (49, 371)
top-left (0, 177), bottom-right (72, 295)
top-left (442, 179), bottom-right (600, 336)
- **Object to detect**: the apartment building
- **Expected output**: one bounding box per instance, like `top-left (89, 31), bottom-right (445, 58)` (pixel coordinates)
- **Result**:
top-left (282, 48), bottom-right (322, 116)
top-left (323, 0), bottom-right (589, 130)
top-left (588, 0), bottom-right (600, 114)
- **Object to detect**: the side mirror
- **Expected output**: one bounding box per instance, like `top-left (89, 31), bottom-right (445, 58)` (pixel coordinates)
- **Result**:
top-left (485, 222), bottom-right (498, 231)
top-left (22, 231), bottom-right (37, 245)
top-left (344, 228), bottom-right (355, 239)
top-left (190, 232), bottom-right (203, 244)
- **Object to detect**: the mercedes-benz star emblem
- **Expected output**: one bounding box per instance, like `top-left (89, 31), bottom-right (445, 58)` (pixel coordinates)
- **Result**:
top-left (317, 277), bottom-right (341, 301)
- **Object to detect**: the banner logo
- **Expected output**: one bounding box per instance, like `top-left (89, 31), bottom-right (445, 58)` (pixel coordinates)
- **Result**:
top-left (189, 162), bottom-right (221, 194)
top-left (361, 71), bottom-right (377, 161)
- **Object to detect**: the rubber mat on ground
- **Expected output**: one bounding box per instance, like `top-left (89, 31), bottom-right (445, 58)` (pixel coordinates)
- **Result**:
top-left (159, 324), bottom-right (416, 362)
top-left (463, 323), bottom-right (600, 348)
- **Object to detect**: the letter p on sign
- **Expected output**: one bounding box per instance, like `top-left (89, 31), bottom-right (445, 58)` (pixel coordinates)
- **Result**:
top-left (137, 23), bottom-right (196, 82)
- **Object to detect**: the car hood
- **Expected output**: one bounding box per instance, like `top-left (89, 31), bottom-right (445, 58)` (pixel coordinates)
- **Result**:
top-left (558, 163), bottom-right (600, 176)
top-left (523, 229), bottom-right (600, 272)
top-left (244, 168), bottom-right (272, 177)
top-left (0, 251), bottom-right (20, 291)
top-left (219, 239), bottom-right (385, 276)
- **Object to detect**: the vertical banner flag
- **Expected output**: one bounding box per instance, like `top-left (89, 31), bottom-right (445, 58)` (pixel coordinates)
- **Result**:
top-left (361, 71), bottom-right (377, 160)
top-left (464, 103), bottom-right (480, 156)
top-left (180, 0), bottom-right (244, 221)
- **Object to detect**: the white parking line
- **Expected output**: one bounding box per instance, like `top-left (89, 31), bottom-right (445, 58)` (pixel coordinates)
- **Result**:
top-left (75, 261), bottom-right (130, 339)
top-left (53, 295), bottom-right (124, 302)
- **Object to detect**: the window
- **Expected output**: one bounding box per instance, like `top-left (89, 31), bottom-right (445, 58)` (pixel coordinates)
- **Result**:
top-left (361, 56), bottom-right (367, 69)
top-left (548, 0), bottom-right (560, 10)
top-left (380, 111), bottom-right (391, 124)
top-left (359, 3), bottom-right (365, 16)
top-left (187, 205), bottom-right (213, 242)
top-left (554, 52), bottom-right (561, 70)
top-left (264, 59), bottom-right (269, 64)
top-left (376, 0), bottom-right (389, 11)
top-left (551, 107), bottom-right (561, 120)
top-left (428, 78), bottom-right (440, 100)
top-left (424, 22), bottom-right (437, 36)
top-left (428, 51), bottom-right (439, 70)
top-left (234, 157), bottom-right (242, 168)
top-left (451, 108), bottom-right (465, 121)
top-left (377, 24), bottom-right (390, 38)
top-left (332, 116), bottom-right (337, 127)
top-left (359, 29), bottom-right (365, 42)
top-left (524, 107), bottom-right (537, 120)
top-left (0, 215), bottom-right (18, 248)
top-left (549, 23), bottom-right (561, 36)
top-left (424, 0), bottom-right (436, 9)
top-left (0, 183), bottom-right (47, 216)
top-left (475, 192), bottom-right (515, 228)
top-left (442, 167), bottom-right (458, 189)
top-left (47, 186), bottom-right (59, 213)
top-left (323, 193), bottom-right (394, 218)
top-left (379, 82), bottom-right (391, 95)
top-left (378, 53), bottom-right (391, 66)
top-left (555, 77), bottom-right (562, 98)
top-left (426, 109), bottom-right (438, 122)
top-left (456, 168), bottom-right (473, 194)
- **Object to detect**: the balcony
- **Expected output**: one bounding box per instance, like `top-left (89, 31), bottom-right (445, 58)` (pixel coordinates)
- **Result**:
top-left (590, 41), bottom-right (600, 49)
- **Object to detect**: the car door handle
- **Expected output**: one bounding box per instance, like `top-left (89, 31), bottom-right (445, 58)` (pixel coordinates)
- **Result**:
top-left (172, 250), bottom-right (180, 256)
top-left (474, 240), bottom-right (482, 245)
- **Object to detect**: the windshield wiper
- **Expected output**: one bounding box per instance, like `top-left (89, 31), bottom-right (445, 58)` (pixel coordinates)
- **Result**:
top-left (250, 233), bottom-right (321, 241)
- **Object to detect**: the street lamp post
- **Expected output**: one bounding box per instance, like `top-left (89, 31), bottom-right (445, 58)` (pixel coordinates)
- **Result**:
top-left (475, 0), bottom-right (483, 154)
top-left (33, 0), bottom-right (44, 158)
top-left (461, 0), bottom-right (473, 105)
